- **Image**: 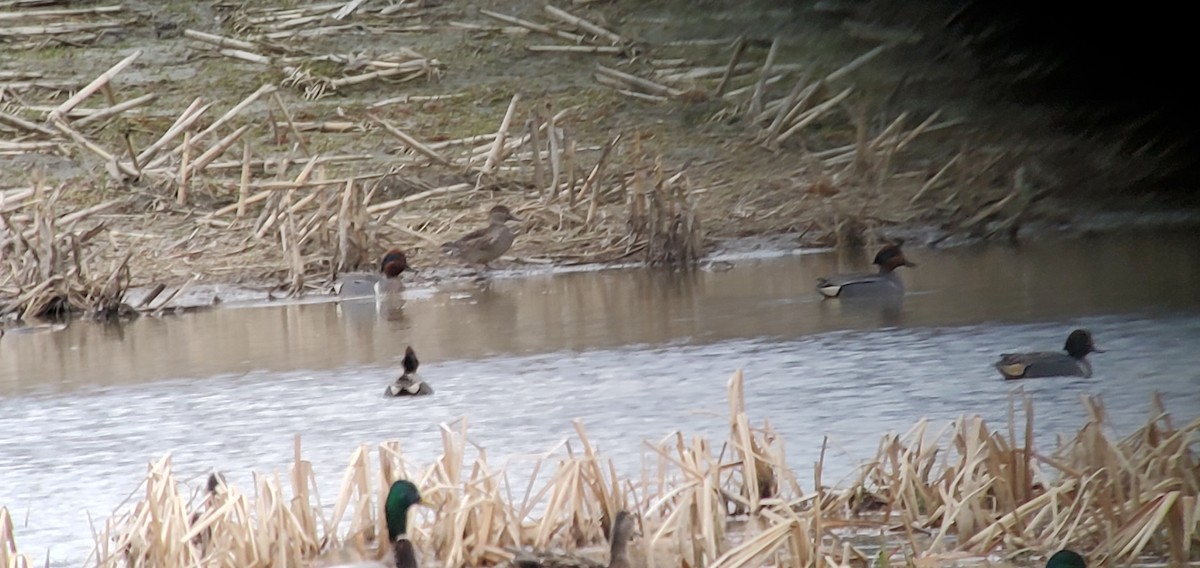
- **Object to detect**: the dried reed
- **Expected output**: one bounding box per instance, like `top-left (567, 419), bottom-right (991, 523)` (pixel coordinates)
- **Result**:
top-left (75, 375), bottom-right (1196, 568)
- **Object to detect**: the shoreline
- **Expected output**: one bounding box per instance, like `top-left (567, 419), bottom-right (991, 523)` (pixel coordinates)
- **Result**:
top-left (102, 205), bottom-right (1200, 315)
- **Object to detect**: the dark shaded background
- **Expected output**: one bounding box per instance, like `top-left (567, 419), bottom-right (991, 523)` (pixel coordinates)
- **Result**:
top-left (888, 0), bottom-right (1196, 199)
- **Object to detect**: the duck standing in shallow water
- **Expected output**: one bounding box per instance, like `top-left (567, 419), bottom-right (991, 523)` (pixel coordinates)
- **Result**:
top-left (441, 205), bottom-right (521, 271)
top-left (385, 346), bottom-right (433, 396)
top-left (1045, 550), bottom-right (1087, 568)
top-left (506, 511), bottom-right (637, 568)
top-left (817, 243), bottom-right (916, 298)
top-left (337, 249), bottom-right (412, 297)
top-left (995, 329), bottom-right (1104, 379)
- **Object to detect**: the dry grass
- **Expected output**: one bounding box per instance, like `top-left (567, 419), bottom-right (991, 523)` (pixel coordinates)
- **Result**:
top-left (2, 373), bottom-right (1188, 568)
top-left (2, 506), bottom-right (35, 568)
top-left (2, 0), bottom-right (1071, 319)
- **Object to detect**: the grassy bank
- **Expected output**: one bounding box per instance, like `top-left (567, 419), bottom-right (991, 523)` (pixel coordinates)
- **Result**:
top-left (2, 0), bottom-right (1162, 321)
top-left (3, 372), bottom-right (1195, 568)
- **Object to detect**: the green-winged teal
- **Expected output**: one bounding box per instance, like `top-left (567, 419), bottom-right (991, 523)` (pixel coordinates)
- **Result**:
top-left (338, 249), bottom-right (411, 297)
top-left (385, 346), bottom-right (433, 396)
top-left (817, 244), bottom-right (915, 298)
top-left (995, 329), bottom-right (1104, 379)
top-left (442, 205), bottom-right (521, 270)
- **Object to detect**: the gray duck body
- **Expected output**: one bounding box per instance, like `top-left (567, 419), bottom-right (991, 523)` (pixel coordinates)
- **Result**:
top-left (995, 329), bottom-right (1103, 380)
top-left (817, 244), bottom-right (915, 299)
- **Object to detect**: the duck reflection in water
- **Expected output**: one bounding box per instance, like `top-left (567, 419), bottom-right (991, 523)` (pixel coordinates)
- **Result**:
top-left (819, 293), bottom-right (905, 327)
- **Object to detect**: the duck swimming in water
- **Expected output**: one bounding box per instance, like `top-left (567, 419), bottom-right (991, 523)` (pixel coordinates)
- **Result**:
top-left (995, 329), bottom-right (1104, 379)
top-left (504, 511), bottom-right (637, 568)
top-left (441, 205), bottom-right (521, 271)
top-left (385, 346), bottom-right (432, 396)
top-left (816, 243), bottom-right (916, 298)
top-left (337, 249), bottom-right (412, 297)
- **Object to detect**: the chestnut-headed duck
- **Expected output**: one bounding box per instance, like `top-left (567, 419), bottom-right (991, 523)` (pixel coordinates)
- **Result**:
top-left (817, 243), bottom-right (916, 298)
top-left (995, 329), bottom-right (1104, 379)
top-left (505, 511), bottom-right (637, 568)
top-left (384, 346), bottom-right (432, 396)
top-left (337, 249), bottom-right (411, 297)
top-left (441, 205), bottom-right (521, 270)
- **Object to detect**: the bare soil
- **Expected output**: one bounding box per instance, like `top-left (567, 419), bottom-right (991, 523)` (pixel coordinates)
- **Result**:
top-left (0, 0), bottom-right (1177, 311)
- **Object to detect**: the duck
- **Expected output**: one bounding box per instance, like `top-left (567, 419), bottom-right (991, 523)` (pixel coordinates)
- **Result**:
top-left (322, 479), bottom-right (427, 568)
top-left (384, 346), bottom-right (433, 396)
top-left (995, 329), bottom-right (1104, 379)
top-left (441, 205), bottom-right (521, 270)
top-left (816, 243), bottom-right (916, 298)
top-left (1045, 550), bottom-right (1087, 568)
top-left (337, 249), bottom-right (412, 297)
top-left (505, 511), bottom-right (637, 568)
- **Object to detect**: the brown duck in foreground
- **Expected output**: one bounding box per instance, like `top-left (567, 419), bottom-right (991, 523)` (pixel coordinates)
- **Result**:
top-left (441, 205), bottom-right (521, 270)
top-left (507, 511), bottom-right (637, 568)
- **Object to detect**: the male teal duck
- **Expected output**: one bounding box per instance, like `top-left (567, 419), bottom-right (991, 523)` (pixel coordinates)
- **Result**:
top-left (506, 511), bottom-right (636, 568)
top-left (441, 205), bottom-right (521, 270)
top-left (323, 480), bottom-right (426, 568)
top-left (995, 329), bottom-right (1104, 379)
top-left (338, 249), bottom-right (412, 297)
top-left (385, 346), bottom-right (433, 396)
top-left (1045, 550), bottom-right (1087, 568)
top-left (816, 244), bottom-right (915, 298)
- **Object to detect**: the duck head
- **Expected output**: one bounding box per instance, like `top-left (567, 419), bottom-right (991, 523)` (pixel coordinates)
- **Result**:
top-left (402, 346), bottom-right (419, 376)
top-left (488, 205), bottom-right (521, 224)
top-left (380, 249), bottom-right (411, 278)
top-left (1064, 329), bottom-right (1103, 359)
top-left (612, 511), bottom-right (638, 541)
top-left (385, 479), bottom-right (424, 542)
top-left (1045, 550), bottom-right (1087, 568)
top-left (872, 244), bottom-right (916, 273)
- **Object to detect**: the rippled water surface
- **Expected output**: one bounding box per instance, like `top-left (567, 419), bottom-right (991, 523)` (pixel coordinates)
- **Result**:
top-left (3, 229), bottom-right (1200, 565)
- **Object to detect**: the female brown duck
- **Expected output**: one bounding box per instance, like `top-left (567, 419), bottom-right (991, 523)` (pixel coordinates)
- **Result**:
top-left (442, 205), bottom-right (521, 271)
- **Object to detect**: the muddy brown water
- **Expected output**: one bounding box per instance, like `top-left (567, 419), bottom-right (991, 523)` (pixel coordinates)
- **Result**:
top-left (3, 229), bottom-right (1200, 565)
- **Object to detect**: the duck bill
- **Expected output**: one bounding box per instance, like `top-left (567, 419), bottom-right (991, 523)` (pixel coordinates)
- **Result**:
top-left (902, 260), bottom-right (917, 267)
top-left (416, 497), bottom-right (439, 512)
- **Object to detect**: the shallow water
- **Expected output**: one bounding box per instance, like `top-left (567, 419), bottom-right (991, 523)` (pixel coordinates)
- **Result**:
top-left (2, 228), bottom-right (1200, 565)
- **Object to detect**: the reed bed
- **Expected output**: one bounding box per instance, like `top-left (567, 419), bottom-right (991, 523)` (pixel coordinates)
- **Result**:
top-left (34, 373), bottom-right (1188, 568)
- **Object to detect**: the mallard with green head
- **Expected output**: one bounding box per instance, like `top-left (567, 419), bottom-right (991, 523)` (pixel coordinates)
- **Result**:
top-left (323, 479), bottom-right (426, 568)
top-left (506, 511), bottom-right (637, 568)
top-left (1045, 550), bottom-right (1086, 568)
